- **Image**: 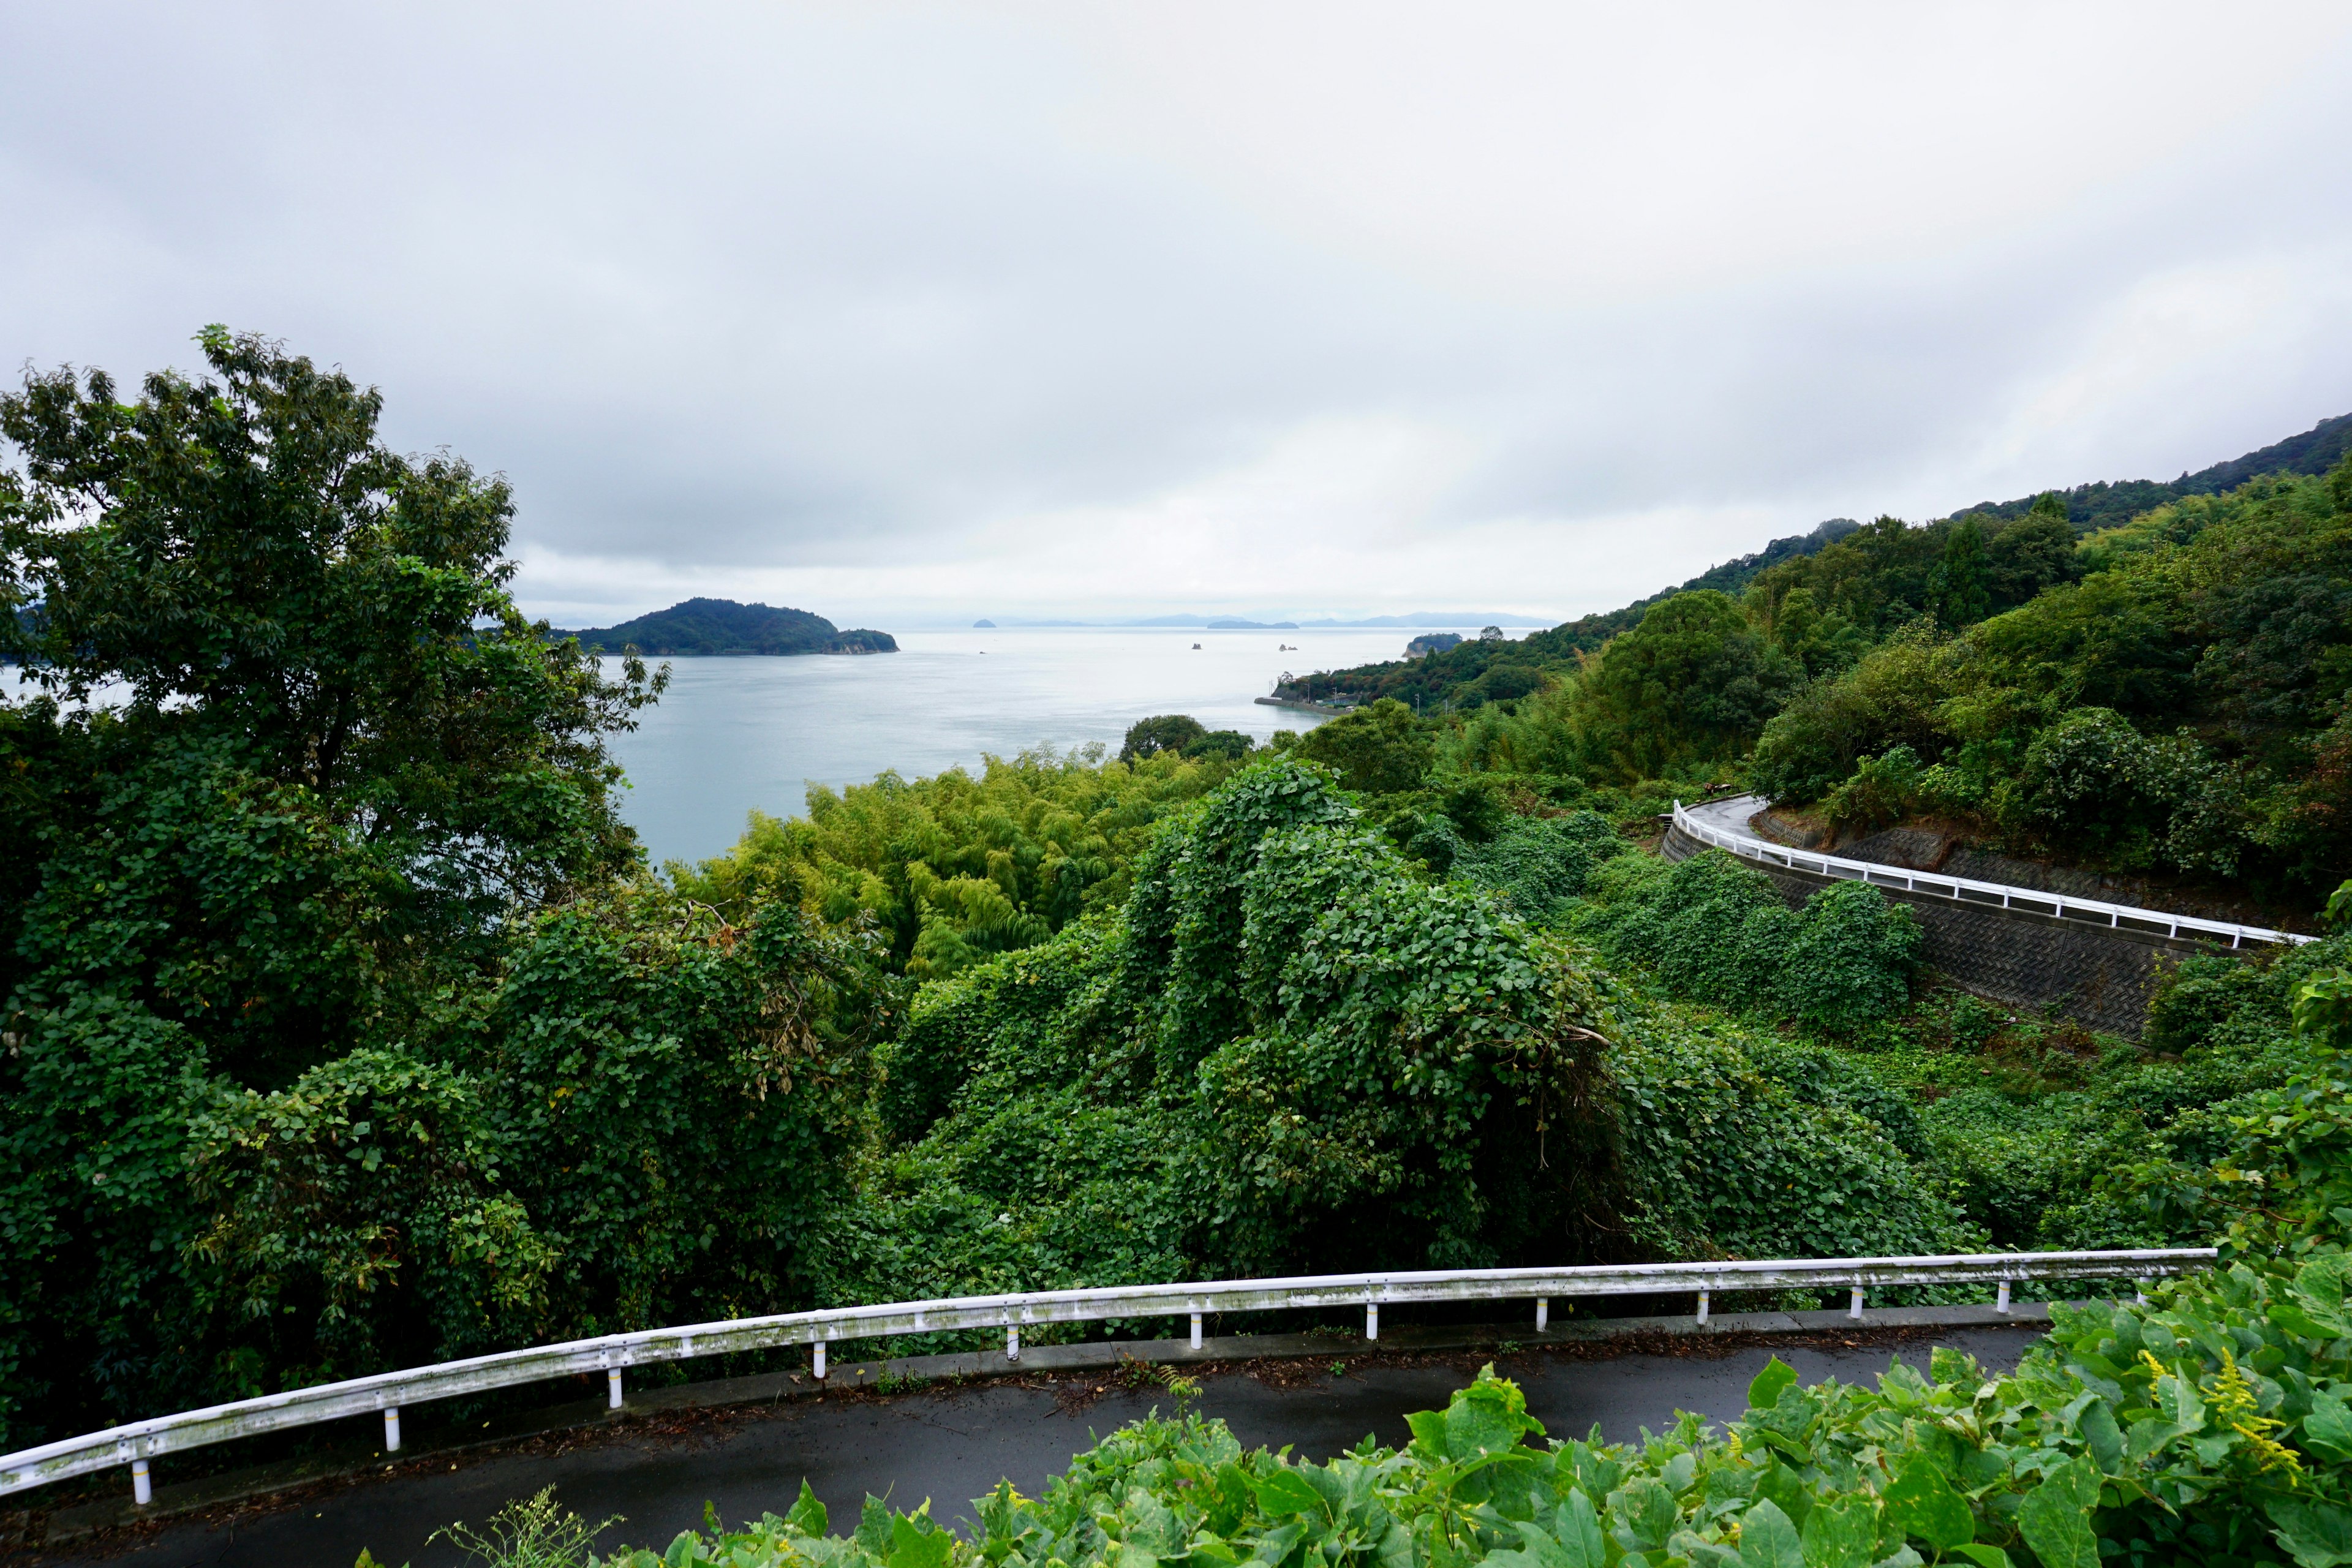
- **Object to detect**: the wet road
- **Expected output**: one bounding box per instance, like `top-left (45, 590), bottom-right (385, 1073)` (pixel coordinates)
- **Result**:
top-left (40, 1327), bottom-right (2043, 1567)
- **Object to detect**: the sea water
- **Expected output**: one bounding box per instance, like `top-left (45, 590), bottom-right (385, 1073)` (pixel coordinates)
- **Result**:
top-left (605, 625), bottom-right (1467, 866)
top-left (1, 625), bottom-right (1498, 867)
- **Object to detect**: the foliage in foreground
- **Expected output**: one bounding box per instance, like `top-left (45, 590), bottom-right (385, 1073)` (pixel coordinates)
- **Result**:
top-left (407, 965), bottom-right (2352, 1568)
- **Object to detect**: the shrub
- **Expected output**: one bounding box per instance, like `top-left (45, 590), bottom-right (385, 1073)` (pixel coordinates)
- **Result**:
top-left (1577, 851), bottom-right (1918, 1033)
top-left (1779, 881), bottom-right (1921, 1033)
top-left (1820, 745), bottom-right (1924, 837)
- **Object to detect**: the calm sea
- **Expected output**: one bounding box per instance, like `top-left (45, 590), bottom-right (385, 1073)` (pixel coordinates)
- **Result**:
top-left (605, 626), bottom-right (1459, 867)
top-left (2, 626), bottom-right (1495, 868)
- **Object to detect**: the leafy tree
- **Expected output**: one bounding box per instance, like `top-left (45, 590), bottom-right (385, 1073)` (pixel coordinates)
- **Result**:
top-left (1292, 697), bottom-right (1434, 792)
top-left (1983, 494), bottom-right (2078, 611)
top-left (1931, 516), bottom-right (1991, 625)
top-left (1120, 714), bottom-right (1207, 762)
top-left (1180, 728), bottom-right (1255, 761)
top-left (1570, 591), bottom-right (1800, 782)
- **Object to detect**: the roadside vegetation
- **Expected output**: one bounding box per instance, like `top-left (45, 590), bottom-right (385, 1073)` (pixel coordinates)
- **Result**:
top-left (11, 336), bottom-right (2352, 1567)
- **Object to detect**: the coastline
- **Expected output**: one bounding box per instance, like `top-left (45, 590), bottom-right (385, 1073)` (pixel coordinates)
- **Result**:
top-left (1254, 693), bottom-right (1352, 716)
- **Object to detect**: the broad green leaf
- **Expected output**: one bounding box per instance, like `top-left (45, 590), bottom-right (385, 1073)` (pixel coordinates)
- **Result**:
top-left (1249, 1468), bottom-right (1325, 1520)
top-left (1749, 1357), bottom-right (1800, 1412)
top-left (1754, 1460), bottom-right (1811, 1531)
top-left (1555, 1488), bottom-right (1607, 1568)
top-left (1406, 1409), bottom-right (1451, 1459)
top-left (1950, 1548), bottom-right (2012, 1568)
top-left (788, 1479), bottom-right (829, 1537)
top-left (856, 1497), bottom-right (895, 1555)
top-left (1800, 1496), bottom-right (1877, 1568)
top-left (2268, 1499), bottom-right (2352, 1568)
top-left (1445, 1395), bottom-right (1528, 1460)
top-left (1741, 1499), bottom-right (1804, 1568)
top-left (2304, 1390), bottom-right (2352, 1464)
top-left (2075, 1398), bottom-right (2123, 1474)
top-left (2013, 1459), bottom-right (2099, 1568)
top-left (1881, 1455), bottom-right (1972, 1553)
top-left (1611, 1479), bottom-right (1679, 1553)
top-left (891, 1517), bottom-right (956, 1568)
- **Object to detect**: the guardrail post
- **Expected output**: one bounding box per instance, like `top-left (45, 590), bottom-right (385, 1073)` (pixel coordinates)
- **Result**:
top-left (1996, 1280), bottom-right (2011, 1314)
top-left (383, 1406), bottom-right (401, 1452)
top-left (1534, 1298), bottom-right (1548, 1332)
top-left (1365, 1303), bottom-right (1379, 1341)
top-left (1696, 1289), bottom-right (1709, 1325)
top-left (1190, 1313), bottom-right (1203, 1349)
top-left (608, 1370), bottom-right (624, 1409)
top-left (132, 1458), bottom-right (151, 1506)
top-left (813, 1340), bottom-right (827, 1379)
top-left (1006, 1326), bottom-right (1020, 1363)
top-left (1848, 1286), bottom-right (1864, 1320)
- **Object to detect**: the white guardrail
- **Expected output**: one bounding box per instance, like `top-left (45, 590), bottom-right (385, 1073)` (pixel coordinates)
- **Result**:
top-left (1672, 800), bottom-right (2312, 950)
top-left (4, 1248), bottom-right (2213, 1504)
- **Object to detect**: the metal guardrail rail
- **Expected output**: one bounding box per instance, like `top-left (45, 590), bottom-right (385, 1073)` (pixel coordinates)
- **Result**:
top-left (1673, 799), bottom-right (2310, 949)
top-left (4, 1246), bottom-right (2212, 1504)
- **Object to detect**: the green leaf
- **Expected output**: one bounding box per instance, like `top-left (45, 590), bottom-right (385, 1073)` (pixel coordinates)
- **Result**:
top-left (1754, 1460), bottom-right (1811, 1531)
top-left (2075, 1398), bottom-right (2123, 1474)
top-left (1742, 1499), bottom-right (1804, 1568)
top-left (1800, 1496), bottom-right (1878, 1568)
top-left (1949, 1549), bottom-right (2011, 1568)
top-left (1610, 1479), bottom-right (1679, 1553)
top-left (1555, 1488), bottom-right (1607, 1568)
top-left (1444, 1393), bottom-right (1529, 1460)
top-left (1881, 1455), bottom-right (1972, 1553)
top-left (787, 1478), bottom-right (829, 1537)
top-left (2269, 1499), bottom-right (2352, 1568)
top-left (1749, 1357), bottom-right (1799, 1412)
top-left (2304, 1390), bottom-right (2352, 1464)
top-left (2016, 1461), bottom-right (2098, 1568)
top-left (891, 1517), bottom-right (956, 1568)
top-left (1249, 1468), bottom-right (1326, 1520)
top-left (856, 1497), bottom-right (895, 1555)
top-left (1406, 1409), bottom-right (1451, 1460)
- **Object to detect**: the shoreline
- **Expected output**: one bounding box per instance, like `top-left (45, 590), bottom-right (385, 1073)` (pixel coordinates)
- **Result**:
top-left (1254, 693), bottom-right (1352, 716)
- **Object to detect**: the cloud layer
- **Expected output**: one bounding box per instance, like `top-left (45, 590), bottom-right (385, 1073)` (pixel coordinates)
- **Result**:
top-left (5, 1), bottom-right (2350, 626)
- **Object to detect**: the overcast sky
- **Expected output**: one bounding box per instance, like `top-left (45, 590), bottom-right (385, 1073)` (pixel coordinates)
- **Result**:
top-left (6, 3), bottom-right (2351, 628)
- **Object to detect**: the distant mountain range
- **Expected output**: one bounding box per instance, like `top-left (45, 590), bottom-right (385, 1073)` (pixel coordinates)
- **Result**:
top-left (556, 598), bottom-right (897, 656)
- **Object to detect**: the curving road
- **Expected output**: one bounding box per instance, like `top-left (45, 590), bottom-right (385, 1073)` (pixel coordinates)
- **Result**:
top-left (32, 1328), bottom-right (2045, 1568)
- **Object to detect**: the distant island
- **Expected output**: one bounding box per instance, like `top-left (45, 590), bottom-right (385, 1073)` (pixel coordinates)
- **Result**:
top-left (557, 598), bottom-right (898, 655)
top-left (973, 619), bottom-right (995, 628)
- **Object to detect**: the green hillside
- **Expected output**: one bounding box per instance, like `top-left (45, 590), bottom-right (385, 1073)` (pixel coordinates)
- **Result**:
top-left (1947, 410), bottom-right (2352, 535)
top-left (560, 596), bottom-right (897, 655)
top-left (1278, 412), bottom-right (2349, 717)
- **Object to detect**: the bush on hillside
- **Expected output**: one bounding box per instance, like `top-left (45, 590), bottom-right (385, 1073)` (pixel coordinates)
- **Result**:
top-left (1576, 850), bottom-right (1919, 1032)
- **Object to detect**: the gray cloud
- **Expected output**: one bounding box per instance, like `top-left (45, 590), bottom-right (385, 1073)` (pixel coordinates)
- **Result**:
top-left (5, 2), bottom-right (2350, 626)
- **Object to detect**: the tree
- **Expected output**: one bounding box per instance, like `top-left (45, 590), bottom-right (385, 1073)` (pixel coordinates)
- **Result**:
top-left (0, 329), bottom-right (668, 1442)
top-left (1931, 518), bottom-right (1991, 625)
top-left (1571, 591), bottom-right (1800, 782)
top-left (1120, 714), bottom-right (1207, 762)
top-left (1292, 698), bottom-right (1433, 792)
top-left (1983, 495), bottom-right (2078, 611)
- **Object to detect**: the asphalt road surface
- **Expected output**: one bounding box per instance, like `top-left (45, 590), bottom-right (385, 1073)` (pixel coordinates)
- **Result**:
top-left (36, 1327), bottom-right (2044, 1568)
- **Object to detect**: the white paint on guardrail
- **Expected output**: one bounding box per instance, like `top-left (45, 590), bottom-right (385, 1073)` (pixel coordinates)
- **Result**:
top-left (1672, 799), bottom-right (2310, 949)
top-left (1, 1247), bottom-right (2214, 1502)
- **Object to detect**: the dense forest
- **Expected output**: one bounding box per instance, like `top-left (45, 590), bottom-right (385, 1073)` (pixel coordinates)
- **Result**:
top-left (560, 597), bottom-right (897, 655)
top-left (13, 335), bottom-right (2352, 1566)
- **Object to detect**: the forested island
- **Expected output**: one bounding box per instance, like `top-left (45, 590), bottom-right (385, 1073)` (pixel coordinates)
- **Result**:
top-left (559, 596), bottom-right (897, 655)
top-left (9, 333), bottom-right (2352, 1566)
